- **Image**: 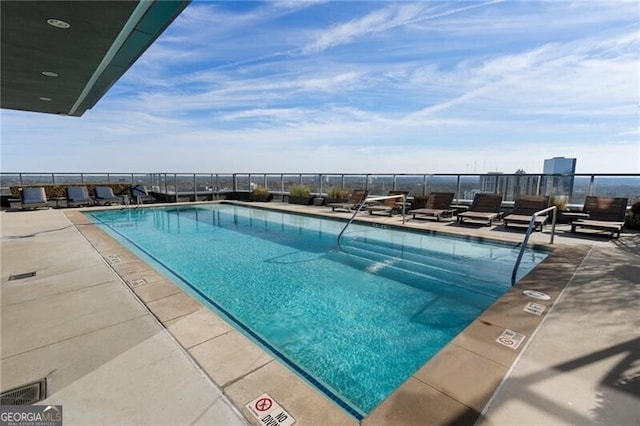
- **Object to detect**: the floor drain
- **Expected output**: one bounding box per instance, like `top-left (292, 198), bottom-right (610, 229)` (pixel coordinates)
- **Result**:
top-left (8, 271), bottom-right (36, 281)
top-left (1, 378), bottom-right (47, 405)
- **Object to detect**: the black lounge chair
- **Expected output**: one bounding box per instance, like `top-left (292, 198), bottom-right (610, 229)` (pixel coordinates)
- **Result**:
top-left (571, 196), bottom-right (628, 238)
top-left (93, 186), bottom-right (121, 206)
top-left (327, 189), bottom-right (369, 212)
top-left (503, 195), bottom-right (550, 231)
top-left (365, 191), bottom-right (408, 216)
top-left (66, 186), bottom-right (93, 207)
top-left (20, 187), bottom-right (49, 210)
top-left (457, 193), bottom-right (504, 226)
top-left (409, 192), bottom-right (455, 221)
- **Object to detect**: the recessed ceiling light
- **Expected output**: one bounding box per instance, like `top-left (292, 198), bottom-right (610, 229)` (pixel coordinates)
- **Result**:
top-left (42, 71), bottom-right (59, 77)
top-left (39, 97), bottom-right (52, 101)
top-left (47, 19), bottom-right (70, 29)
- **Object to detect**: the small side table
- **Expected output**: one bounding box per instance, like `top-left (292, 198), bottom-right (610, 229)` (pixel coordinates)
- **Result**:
top-left (450, 204), bottom-right (469, 215)
top-left (560, 212), bottom-right (589, 223)
top-left (52, 197), bottom-right (66, 208)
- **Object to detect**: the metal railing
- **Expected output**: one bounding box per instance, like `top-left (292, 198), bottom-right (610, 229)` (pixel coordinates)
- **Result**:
top-left (511, 206), bottom-right (558, 286)
top-left (1, 172), bottom-right (638, 206)
top-left (337, 194), bottom-right (407, 251)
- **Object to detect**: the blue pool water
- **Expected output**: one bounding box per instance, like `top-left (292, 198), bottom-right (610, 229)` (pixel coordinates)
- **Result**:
top-left (86, 204), bottom-right (548, 417)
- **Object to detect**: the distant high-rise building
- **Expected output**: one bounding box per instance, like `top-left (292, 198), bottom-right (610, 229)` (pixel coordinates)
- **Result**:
top-left (542, 157), bottom-right (576, 197)
top-left (478, 170), bottom-right (541, 201)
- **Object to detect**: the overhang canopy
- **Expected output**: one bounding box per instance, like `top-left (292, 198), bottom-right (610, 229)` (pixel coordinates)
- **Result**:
top-left (1, 0), bottom-right (190, 117)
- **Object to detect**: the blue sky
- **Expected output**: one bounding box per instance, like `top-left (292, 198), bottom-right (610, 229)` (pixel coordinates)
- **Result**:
top-left (2, 0), bottom-right (639, 174)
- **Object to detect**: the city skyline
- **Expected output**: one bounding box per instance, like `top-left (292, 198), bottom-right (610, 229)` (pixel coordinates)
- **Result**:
top-left (1, 1), bottom-right (638, 174)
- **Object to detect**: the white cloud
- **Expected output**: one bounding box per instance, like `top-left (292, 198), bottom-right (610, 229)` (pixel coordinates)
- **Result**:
top-left (2, 1), bottom-right (638, 175)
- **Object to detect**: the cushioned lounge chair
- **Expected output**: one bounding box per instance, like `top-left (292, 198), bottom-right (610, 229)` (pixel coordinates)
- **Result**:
top-left (66, 186), bottom-right (93, 207)
top-left (457, 193), bottom-right (503, 226)
top-left (327, 189), bottom-right (369, 212)
top-left (131, 184), bottom-right (155, 205)
top-left (571, 196), bottom-right (628, 238)
top-left (503, 195), bottom-right (550, 231)
top-left (365, 191), bottom-right (408, 216)
top-left (409, 192), bottom-right (455, 221)
top-left (20, 187), bottom-right (49, 210)
top-left (93, 186), bottom-right (121, 206)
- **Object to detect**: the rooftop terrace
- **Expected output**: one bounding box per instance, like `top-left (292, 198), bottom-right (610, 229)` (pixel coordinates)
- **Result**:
top-left (1, 197), bottom-right (638, 425)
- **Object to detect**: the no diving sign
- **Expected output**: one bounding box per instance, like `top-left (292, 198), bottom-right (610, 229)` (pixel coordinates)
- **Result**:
top-left (496, 329), bottom-right (526, 350)
top-left (246, 393), bottom-right (295, 426)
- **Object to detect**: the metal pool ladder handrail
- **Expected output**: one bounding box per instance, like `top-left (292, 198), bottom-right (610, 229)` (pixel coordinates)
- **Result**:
top-left (511, 205), bottom-right (557, 286)
top-left (337, 194), bottom-right (407, 250)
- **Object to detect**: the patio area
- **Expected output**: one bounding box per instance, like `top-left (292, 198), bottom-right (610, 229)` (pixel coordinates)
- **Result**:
top-left (1, 202), bottom-right (638, 425)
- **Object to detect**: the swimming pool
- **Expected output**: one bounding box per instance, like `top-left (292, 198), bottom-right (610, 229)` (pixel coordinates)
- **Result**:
top-left (87, 204), bottom-right (548, 418)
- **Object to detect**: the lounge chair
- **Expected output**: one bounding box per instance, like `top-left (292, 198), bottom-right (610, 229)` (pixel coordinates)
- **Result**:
top-left (503, 195), bottom-right (550, 231)
top-left (93, 186), bottom-right (121, 206)
top-left (365, 191), bottom-right (408, 216)
top-left (457, 193), bottom-right (504, 226)
top-left (327, 189), bottom-right (369, 212)
top-left (131, 184), bottom-right (155, 205)
top-left (409, 192), bottom-right (455, 221)
top-left (571, 196), bottom-right (628, 238)
top-left (20, 187), bottom-right (49, 210)
top-left (66, 186), bottom-right (93, 207)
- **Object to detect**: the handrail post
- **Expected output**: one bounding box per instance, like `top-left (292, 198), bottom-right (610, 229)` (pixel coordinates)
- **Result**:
top-left (193, 174), bottom-right (197, 202)
top-left (174, 174), bottom-right (178, 202)
top-left (423, 174), bottom-right (427, 196)
top-left (511, 205), bottom-right (557, 285)
top-left (337, 194), bottom-right (406, 249)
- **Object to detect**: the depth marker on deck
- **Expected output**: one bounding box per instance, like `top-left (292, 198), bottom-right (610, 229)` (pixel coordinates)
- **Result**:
top-left (523, 301), bottom-right (546, 316)
top-left (523, 289), bottom-right (550, 300)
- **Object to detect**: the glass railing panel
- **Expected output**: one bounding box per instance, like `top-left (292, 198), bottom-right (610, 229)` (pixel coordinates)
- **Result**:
top-left (195, 174), bottom-right (214, 200)
top-left (344, 174), bottom-right (367, 191)
top-left (265, 175), bottom-right (282, 192)
top-left (322, 175), bottom-right (344, 195)
top-left (235, 174), bottom-right (250, 191)
top-left (199, 174), bottom-right (215, 191)
top-left (506, 174), bottom-right (543, 201)
top-left (587, 176), bottom-right (640, 203)
top-left (540, 174), bottom-right (575, 199)
top-left (458, 175), bottom-right (482, 202)
top-left (425, 175), bottom-right (458, 196)
top-left (0, 173), bottom-right (23, 196)
top-left (301, 174), bottom-right (320, 193)
top-left (282, 175), bottom-right (300, 193)
top-left (79, 174), bottom-right (110, 184)
top-left (155, 174), bottom-right (170, 194)
top-left (249, 174), bottom-right (266, 190)
top-left (52, 173), bottom-right (83, 185)
top-left (393, 175), bottom-right (424, 196)
top-left (1, 173), bottom-right (638, 207)
top-left (131, 173), bottom-right (154, 188)
top-left (110, 174), bottom-right (133, 184)
top-left (366, 175), bottom-right (394, 196)
top-left (17, 174), bottom-right (55, 186)
top-left (175, 174), bottom-right (195, 194)
top-left (215, 174), bottom-right (234, 193)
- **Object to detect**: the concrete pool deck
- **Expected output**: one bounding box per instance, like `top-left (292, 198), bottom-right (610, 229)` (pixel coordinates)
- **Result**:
top-left (1, 201), bottom-right (638, 425)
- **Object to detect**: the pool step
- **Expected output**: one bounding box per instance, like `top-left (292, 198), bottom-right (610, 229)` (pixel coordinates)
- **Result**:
top-left (343, 238), bottom-right (512, 285)
top-left (326, 248), bottom-right (504, 301)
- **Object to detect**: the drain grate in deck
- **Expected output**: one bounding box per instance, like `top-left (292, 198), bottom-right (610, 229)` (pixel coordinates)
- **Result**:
top-left (8, 271), bottom-right (36, 281)
top-left (1, 378), bottom-right (47, 405)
